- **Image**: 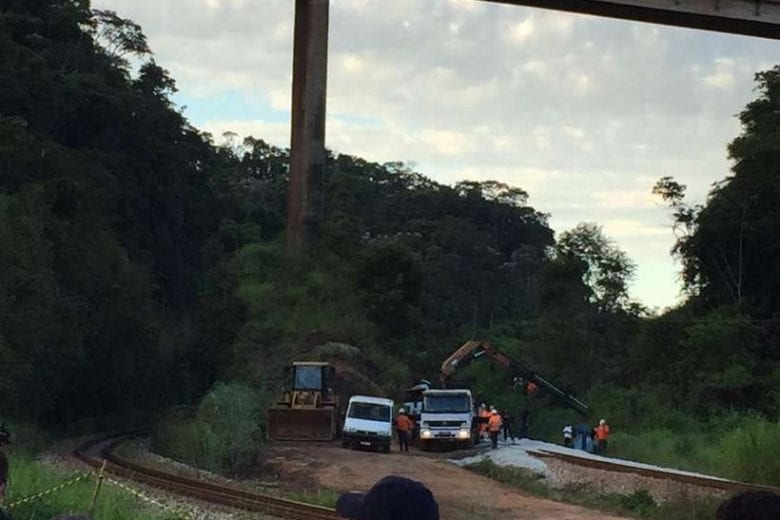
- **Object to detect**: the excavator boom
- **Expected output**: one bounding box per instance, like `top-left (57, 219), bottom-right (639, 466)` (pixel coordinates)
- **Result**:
top-left (440, 340), bottom-right (589, 416)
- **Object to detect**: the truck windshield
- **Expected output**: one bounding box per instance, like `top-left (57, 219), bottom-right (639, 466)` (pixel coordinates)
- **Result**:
top-left (424, 394), bottom-right (470, 413)
top-left (348, 403), bottom-right (391, 422)
top-left (293, 366), bottom-right (322, 390)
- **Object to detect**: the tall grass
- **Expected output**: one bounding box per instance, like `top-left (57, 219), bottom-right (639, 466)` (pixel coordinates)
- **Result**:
top-left (599, 416), bottom-right (780, 486)
top-left (153, 382), bottom-right (269, 473)
top-left (284, 488), bottom-right (340, 508)
top-left (5, 452), bottom-right (173, 520)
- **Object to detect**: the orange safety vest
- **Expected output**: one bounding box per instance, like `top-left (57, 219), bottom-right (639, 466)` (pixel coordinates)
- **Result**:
top-left (479, 409), bottom-right (490, 431)
top-left (596, 424), bottom-right (610, 440)
top-left (488, 414), bottom-right (503, 433)
top-left (396, 415), bottom-right (413, 432)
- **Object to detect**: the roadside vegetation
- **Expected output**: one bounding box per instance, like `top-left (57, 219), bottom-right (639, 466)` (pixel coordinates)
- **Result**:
top-left (0, 0), bottom-right (778, 500)
top-left (152, 383), bottom-right (267, 473)
top-left (3, 426), bottom-right (174, 520)
top-left (466, 459), bottom-right (721, 520)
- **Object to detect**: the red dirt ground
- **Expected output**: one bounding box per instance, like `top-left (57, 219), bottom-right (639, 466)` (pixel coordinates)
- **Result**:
top-left (258, 443), bottom-right (628, 520)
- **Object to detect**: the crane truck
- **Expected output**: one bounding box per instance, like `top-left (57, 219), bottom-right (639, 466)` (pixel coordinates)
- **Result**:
top-left (440, 340), bottom-right (589, 416)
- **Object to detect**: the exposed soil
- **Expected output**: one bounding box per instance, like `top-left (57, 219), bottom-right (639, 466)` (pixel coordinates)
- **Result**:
top-left (257, 442), bottom-right (629, 520)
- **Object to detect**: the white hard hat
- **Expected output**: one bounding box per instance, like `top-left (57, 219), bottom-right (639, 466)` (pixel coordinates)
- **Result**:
top-left (599, 419), bottom-right (606, 425)
top-left (480, 403), bottom-right (486, 408)
top-left (399, 408), bottom-right (405, 414)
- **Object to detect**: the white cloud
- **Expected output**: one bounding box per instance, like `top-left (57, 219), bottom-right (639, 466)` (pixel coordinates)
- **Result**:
top-left (602, 219), bottom-right (667, 238)
top-left (702, 58), bottom-right (737, 91)
top-left (508, 17), bottom-right (536, 44)
top-left (591, 190), bottom-right (656, 209)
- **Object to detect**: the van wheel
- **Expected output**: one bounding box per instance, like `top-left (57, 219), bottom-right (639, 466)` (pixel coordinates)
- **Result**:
top-left (381, 443), bottom-right (390, 454)
top-left (342, 440), bottom-right (351, 449)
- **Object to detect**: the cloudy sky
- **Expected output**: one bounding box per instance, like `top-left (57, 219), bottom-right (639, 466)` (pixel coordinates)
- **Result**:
top-left (94, 0), bottom-right (778, 310)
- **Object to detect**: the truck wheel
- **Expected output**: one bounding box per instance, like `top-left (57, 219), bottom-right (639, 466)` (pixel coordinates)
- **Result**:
top-left (381, 442), bottom-right (390, 454)
top-left (420, 441), bottom-right (430, 452)
top-left (342, 439), bottom-right (351, 449)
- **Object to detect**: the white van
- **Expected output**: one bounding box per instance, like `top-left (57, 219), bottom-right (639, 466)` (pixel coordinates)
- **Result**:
top-left (341, 396), bottom-right (394, 453)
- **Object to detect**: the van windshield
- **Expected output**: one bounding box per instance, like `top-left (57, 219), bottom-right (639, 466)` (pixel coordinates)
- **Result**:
top-left (424, 394), bottom-right (470, 413)
top-left (348, 402), bottom-right (391, 422)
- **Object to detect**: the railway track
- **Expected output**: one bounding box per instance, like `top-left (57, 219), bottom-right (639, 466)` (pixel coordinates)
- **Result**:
top-left (73, 431), bottom-right (342, 520)
top-left (532, 448), bottom-right (780, 495)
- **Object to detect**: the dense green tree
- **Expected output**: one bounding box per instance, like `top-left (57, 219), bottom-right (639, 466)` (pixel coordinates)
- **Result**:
top-left (556, 223), bottom-right (637, 312)
top-left (654, 67), bottom-right (780, 317)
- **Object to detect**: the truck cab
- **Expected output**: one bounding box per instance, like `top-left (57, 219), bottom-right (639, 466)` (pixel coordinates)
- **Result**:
top-left (419, 389), bottom-right (476, 450)
top-left (341, 396), bottom-right (394, 453)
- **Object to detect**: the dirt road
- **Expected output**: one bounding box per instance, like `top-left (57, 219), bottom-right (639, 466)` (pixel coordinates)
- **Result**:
top-left (259, 443), bottom-right (628, 520)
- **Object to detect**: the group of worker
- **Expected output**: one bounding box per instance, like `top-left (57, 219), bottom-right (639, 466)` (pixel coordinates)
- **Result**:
top-left (394, 405), bottom-right (610, 454)
top-left (563, 419), bottom-right (611, 455)
top-left (476, 404), bottom-right (526, 450)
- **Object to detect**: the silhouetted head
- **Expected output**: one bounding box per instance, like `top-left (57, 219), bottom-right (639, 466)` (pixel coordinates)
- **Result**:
top-left (337, 476), bottom-right (439, 520)
top-left (716, 491), bottom-right (780, 520)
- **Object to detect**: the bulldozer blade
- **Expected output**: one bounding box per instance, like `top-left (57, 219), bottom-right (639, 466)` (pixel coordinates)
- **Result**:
top-left (267, 408), bottom-right (336, 441)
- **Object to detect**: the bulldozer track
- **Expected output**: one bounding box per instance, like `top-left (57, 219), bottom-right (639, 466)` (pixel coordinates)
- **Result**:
top-left (73, 431), bottom-right (342, 520)
top-left (533, 449), bottom-right (780, 495)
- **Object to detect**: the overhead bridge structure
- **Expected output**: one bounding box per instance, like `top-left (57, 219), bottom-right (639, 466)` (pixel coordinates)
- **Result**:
top-left (485, 0), bottom-right (780, 40)
top-left (285, 0), bottom-right (779, 249)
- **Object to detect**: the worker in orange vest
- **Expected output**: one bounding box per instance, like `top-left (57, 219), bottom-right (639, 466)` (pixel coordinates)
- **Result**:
top-left (595, 418), bottom-right (610, 455)
top-left (478, 404), bottom-right (490, 441)
top-left (396, 408), bottom-right (414, 453)
top-left (488, 408), bottom-right (503, 450)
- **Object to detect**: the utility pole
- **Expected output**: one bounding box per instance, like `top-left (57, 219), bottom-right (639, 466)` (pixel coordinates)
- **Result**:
top-left (286, 0), bottom-right (329, 250)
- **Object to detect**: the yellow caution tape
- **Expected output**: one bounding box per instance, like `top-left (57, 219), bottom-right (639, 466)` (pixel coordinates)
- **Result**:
top-left (6, 472), bottom-right (93, 509)
top-left (104, 477), bottom-right (194, 519)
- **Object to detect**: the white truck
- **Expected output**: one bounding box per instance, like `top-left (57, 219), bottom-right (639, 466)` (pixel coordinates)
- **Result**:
top-left (341, 395), bottom-right (394, 453)
top-left (418, 389), bottom-right (476, 450)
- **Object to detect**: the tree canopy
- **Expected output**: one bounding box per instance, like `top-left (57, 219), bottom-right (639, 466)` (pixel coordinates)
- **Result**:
top-left (0, 2), bottom-right (778, 429)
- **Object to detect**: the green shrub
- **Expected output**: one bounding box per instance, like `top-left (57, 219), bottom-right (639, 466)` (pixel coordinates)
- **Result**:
top-left (719, 416), bottom-right (780, 485)
top-left (153, 382), bottom-right (269, 472)
top-left (604, 414), bottom-right (780, 486)
top-left (620, 489), bottom-right (656, 515)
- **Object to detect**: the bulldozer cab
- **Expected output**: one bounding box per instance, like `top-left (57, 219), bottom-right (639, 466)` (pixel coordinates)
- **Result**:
top-left (267, 362), bottom-right (339, 441)
top-left (291, 362), bottom-right (332, 389)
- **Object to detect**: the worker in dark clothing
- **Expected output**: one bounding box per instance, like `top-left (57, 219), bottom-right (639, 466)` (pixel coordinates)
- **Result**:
top-left (501, 410), bottom-right (514, 443)
top-left (0, 444), bottom-right (13, 520)
top-left (395, 408), bottom-right (413, 452)
top-left (574, 423), bottom-right (590, 451)
top-left (518, 409), bottom-right (529, 439)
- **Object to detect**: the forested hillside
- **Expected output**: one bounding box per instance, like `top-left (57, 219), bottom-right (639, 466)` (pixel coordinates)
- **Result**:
top-left (1, 1), bottom-right (779, 480)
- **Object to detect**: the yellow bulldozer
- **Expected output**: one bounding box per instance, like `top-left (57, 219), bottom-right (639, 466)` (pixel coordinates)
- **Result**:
top-left (267, 362), bottom-right (340, 441)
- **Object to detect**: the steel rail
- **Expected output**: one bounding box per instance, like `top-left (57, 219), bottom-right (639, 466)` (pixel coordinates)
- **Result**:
top-left (533, 449), bottom-right (780, 495)
top-left (73, 431), bottom-right (342, 520)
